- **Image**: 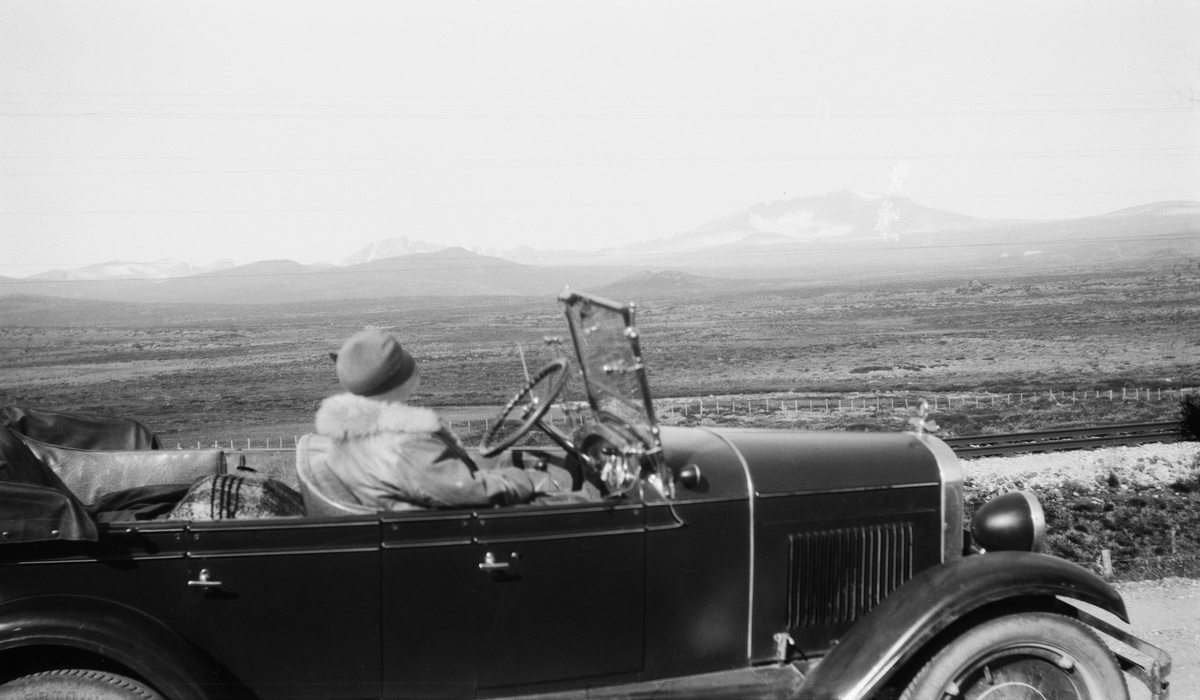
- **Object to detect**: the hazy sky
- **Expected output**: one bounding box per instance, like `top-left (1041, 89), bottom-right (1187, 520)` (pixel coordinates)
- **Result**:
top-left (1, 0), bottom-right (1197, 278)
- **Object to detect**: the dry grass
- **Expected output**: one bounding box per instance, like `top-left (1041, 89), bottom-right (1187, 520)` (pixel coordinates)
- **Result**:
top-left (0, 268), bottom-right (1196, 445)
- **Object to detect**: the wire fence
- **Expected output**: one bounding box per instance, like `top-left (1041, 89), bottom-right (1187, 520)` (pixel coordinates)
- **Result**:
top-left (183, 386), bottom-right (1198, 450)
top-left (651, 386), bottom-right (1198, 419)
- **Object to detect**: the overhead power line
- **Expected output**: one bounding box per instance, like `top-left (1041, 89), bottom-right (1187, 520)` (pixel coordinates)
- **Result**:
top-left (3, 149), bottom-right (1197, 176)
top-left (0, 106), bottom-right (1191, 119)
top-left (4, 146), bottom-right (1193, 162)
top-left (0, 89), bottom-right (1186, 101)
top-left (1, 189), bottom-right (1197, 216)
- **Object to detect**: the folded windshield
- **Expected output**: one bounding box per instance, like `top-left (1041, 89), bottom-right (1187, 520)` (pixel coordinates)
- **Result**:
top-left (559, 289), bottom-right (660, 454)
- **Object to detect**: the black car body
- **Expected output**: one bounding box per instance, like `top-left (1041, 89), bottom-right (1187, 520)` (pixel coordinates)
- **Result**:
top-left (0, 290), bottom-right (1171, 700)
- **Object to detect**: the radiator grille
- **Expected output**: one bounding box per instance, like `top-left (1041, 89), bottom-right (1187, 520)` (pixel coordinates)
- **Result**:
top-left (788, 522), bottom-right (914, 628)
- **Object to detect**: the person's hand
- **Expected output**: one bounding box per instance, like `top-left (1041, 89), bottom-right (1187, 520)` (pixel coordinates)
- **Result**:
top-left (526, 464), bottom-right (572, 494)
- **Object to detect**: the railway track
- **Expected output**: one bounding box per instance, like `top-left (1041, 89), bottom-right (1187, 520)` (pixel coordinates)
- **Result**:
top-left (943, 421), bottom-right (1182, 458)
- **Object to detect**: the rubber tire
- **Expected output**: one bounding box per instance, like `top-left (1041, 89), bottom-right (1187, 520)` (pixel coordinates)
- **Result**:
top-left (899, 612), bottom-right (1129, 700)
top-left (0, 669), bottom-right (164, 700)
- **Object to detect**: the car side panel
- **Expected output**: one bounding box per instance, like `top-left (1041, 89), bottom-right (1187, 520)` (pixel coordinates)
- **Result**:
top-left (0, 523), bottom-right (199, 694)
top-left (752, 487), bottom-right (943, 660)
top-left (184, 517), bottom-right (381, 700)
top-left (644, 499), bottom-right (751, 679)
top-left (474, 503), bottom-right (646, 690)
top-left (645, 427), bottom-right (752, 679)
top-left (381, 511), bottom-right (478, 700)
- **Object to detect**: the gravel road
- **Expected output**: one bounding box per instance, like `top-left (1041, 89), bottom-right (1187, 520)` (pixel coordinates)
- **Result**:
top-left (1110, 577), bottom-right (1200, 700)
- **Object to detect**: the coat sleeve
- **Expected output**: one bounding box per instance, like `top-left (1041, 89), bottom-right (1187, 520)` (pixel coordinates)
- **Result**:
top-left (401, 429), bottom-right (537, 507)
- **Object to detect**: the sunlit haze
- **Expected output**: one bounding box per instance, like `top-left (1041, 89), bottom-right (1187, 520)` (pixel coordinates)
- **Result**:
top-left (1, 0), bottom-right (1197, 278)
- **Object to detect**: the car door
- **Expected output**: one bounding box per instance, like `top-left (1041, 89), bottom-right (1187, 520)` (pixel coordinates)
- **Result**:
top-left (380, 509), bottom-right (479, 700)
top-left (473, 499), bottom-right (646, 690)
top-left (183, 514), bottom-right (382, 700)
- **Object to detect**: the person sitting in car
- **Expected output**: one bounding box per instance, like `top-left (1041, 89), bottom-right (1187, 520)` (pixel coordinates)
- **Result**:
top-left (303, 329), bottom-right (572, 510)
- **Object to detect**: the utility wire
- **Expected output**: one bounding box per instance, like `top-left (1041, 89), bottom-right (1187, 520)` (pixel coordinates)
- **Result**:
top-left (2, 189), bottom-right (1197, 215)
top-left (4, 150), bottom-right (1198, 176)
top-left (0, 106), bottom-right (1192, 119)
top-left (4, 146), bottom-right (1192, 162)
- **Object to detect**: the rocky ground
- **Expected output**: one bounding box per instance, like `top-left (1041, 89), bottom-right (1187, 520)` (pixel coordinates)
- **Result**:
top-left (965, 444), bottom-right (1200, 698)
top-left (1084, 577), bottom-right (1200, 700)
top-left (963, 442), bottom-right (1200, 580)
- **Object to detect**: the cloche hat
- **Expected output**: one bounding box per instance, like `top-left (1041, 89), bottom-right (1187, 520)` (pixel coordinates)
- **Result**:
top-left (335, 329), bottom-right (416, 397)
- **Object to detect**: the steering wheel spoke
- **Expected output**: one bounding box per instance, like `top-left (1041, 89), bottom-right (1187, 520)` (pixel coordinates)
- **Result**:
top-left (478, 359), bottom-right (571, 458)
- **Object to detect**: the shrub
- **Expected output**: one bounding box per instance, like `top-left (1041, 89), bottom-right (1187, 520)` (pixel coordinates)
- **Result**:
top-left (1181, 394), bottom-right (1200, 441)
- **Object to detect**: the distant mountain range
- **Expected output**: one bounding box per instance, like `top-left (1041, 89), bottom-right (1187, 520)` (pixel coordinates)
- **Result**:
top-left (26, 258), bottom-right (236, 282)
top-left (573, 193), bottom-right (1199, 275)
top-left (0, 248), bottom-right (635, 305)
top-left (3, 192), bottom-right (1196, 304)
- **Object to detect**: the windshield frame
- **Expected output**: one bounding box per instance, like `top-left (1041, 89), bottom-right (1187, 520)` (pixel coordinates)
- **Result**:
top-left (558, 288), bottom-right (662, 458)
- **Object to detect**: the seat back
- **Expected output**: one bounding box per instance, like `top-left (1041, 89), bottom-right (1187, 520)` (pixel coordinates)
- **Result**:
top-left (19, 435), bottom-right (226, 506)
top-left (294, 434), bottom-right (377, 517)
top-left (227, 451), bottom-right (301, 491)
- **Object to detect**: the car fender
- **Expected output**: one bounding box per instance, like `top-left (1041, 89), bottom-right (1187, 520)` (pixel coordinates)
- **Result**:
top-left (0, 594), bottom-right (231, 700)
top-left (796, 551), bottom-right (1126, 700)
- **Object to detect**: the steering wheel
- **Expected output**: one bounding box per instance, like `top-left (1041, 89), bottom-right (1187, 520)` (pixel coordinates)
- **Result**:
top-left (479, 358), bottom-right (570, 458)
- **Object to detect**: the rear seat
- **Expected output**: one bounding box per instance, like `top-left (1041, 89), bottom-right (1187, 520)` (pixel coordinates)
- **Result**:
top-left (17, 435), bottom-right (226, 506)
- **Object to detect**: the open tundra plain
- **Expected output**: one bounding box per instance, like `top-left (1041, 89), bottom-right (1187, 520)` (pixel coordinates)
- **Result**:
top-left (0, 267), bottom-right (1196, 446)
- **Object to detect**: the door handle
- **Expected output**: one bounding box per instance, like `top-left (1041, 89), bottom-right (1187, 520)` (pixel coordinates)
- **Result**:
top-left (479, 552), bottom-right (511, 571)
top-left (187, 568), bottom-right (223, 587)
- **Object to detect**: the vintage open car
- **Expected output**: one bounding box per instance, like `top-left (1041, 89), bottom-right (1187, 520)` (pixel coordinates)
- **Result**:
top-left (0, 290), bottom-right (1172, 700)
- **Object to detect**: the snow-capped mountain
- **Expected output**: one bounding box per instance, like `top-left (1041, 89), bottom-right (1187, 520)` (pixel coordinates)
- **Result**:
top-left (27, 259), bottom-right (235, 282)
top-left (342, 236), bottom-right (446, 264)
top-left (6, 195), bottom-right (1195, 303)
top-left (620, 190), bottom-right (990, 254)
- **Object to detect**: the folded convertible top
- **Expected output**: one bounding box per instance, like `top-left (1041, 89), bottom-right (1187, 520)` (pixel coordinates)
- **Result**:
top-left (0, 406), bottom-right (160, 451)
top-left (0, 426), bottom-right (96, 543)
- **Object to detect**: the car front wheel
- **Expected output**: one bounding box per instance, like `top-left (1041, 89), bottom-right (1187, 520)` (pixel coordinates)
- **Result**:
top-left (0, 669), bottom-right (164, 700)
top-left (900, 612), bottom-right (1129, 700)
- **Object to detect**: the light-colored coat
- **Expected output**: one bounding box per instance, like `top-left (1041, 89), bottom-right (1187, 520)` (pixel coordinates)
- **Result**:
top-left (306, 393), bottom-right (537, 510)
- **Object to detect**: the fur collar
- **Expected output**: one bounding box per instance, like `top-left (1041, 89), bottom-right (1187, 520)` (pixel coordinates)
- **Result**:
top-left (315, 392), bottom-right (442, 440)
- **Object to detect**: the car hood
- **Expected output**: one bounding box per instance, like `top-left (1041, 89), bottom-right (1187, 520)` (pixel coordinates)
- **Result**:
top-left (660, 426), bottom-right (945, 499)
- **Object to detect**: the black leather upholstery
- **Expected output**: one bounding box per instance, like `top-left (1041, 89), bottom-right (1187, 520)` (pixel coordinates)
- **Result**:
top-left (18, 435), bottom-right (226, 506)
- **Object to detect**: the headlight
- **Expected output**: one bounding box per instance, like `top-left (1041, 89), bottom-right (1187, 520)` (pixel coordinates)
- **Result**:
top-left (972, 491), bottom-right (1046, 553)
